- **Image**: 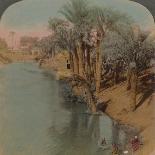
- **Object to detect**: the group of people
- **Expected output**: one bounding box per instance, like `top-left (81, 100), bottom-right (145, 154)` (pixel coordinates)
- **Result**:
top-left (98, 135), bottom-right (142, 154)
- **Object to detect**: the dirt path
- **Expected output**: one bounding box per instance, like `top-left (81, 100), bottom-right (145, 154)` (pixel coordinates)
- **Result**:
top-left (99, 83), bottom-right (155, 155)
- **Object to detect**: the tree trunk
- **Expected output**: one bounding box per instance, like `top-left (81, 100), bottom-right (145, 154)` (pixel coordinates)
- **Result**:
top-left (85, 48), bottom-right (91, 81)
top-left (90, 98), bottom-right (97, 113)
top-left (86, 89), bottom-right (97, 113)
top-left (70, 75), bottom-right (97, 113)
top-left (96, 42), bottom-right (102, 96)
top-left (76, 42), bottom-right (85, 78)
top-left (91, 57), bottom-right (96, 81)
top-left (85, 49), bottom-right (88, 75)
top-left (69, 52), bottom-right (74, 73)
top-left (127, 62), bottom-right (138, 111)
top-left (73, 51), bottom-right (79, 74)
top-left (130, 72), bottom-right (138, 111)
top-left (127, 68), bottom-right (132, 90)
top-left (113, 65), bottom-right (119, 85)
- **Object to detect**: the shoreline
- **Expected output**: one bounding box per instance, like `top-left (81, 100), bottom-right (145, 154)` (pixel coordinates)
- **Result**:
top-left (40, 53), bottom-right (155, 155)
top-left (0, 52), bottom-right (154, 155)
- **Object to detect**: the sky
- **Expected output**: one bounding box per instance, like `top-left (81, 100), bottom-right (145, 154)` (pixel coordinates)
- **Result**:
top-left (0, 0), bottom-right (155, 46)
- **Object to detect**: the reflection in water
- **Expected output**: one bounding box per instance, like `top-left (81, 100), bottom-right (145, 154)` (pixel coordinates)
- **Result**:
top-left (0, 63), bottom-right (132, 155)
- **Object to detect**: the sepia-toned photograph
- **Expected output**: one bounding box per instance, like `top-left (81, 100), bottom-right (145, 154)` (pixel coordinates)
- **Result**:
top-left (0, 0), bottom-right (154, 154)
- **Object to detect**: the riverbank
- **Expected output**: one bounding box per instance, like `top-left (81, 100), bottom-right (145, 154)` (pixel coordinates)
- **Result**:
top-left (40, 52), bottom-right (72, 80)
top-left (0, 62), bottom-right (141, 155)
top-left (41, 52), bottom-right (155, 155)
top-left (0, 52), bottom-right (36, 62)
top-left (0, 51), bottom-right (154, 154)
top-left (0, 52), bottom-right (12, 66)
top-left (100, 83), bottom-right (155, 155)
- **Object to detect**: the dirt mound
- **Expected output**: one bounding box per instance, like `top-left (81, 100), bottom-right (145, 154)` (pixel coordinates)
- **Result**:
top-left (99, 83), bottom-right (155, 155)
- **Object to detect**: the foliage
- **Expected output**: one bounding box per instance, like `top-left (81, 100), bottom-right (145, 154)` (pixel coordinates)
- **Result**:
top-left (102, 25), bottom-right (155, 73)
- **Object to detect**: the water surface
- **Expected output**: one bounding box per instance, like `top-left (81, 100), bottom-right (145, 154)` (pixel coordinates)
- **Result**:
top-left (0, 62), bottom-right (132, 155)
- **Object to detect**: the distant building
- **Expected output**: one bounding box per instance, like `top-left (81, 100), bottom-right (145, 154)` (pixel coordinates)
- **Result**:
top-left (19, 36), bottom-right (38, 53)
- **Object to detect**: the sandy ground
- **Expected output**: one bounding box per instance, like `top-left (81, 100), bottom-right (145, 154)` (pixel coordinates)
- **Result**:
top-left (99, 83), bottom-right (155, 155)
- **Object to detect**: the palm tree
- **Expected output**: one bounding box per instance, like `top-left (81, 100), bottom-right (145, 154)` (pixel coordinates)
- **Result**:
top-left (89, 7), bottom-right (132, 96)
top-left (49, 18), bottom-right (80, 74)
top-left (60, 0), bottom-right (133, 111)
top-left (60, 0), bottom-right (91, 78)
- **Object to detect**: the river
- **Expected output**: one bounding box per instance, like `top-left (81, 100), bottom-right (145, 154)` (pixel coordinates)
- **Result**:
top-left (0, 62), bottom-right (134, 155)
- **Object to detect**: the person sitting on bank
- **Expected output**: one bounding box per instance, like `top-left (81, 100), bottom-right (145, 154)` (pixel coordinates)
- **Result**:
top-left (98, 137), bottom-right (106, 147)
top-left (66, 59), bottom-right (70, 69)
top-left (101, 138), bottom-right (106, 145)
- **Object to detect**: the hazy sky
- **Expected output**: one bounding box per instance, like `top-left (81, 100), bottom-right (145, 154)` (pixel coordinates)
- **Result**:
top-left (0, 0), bottom-right (155, 36)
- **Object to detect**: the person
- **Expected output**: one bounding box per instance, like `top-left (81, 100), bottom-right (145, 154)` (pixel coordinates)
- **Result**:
top-left (39, 58), bottom-right (43, 66)
top-left (131, 136), bottom-right (140, 151)
top-left (101, 138), bottom-right (106, 145)
top-left (66, 59), bottom-right (70, 69)
top-left (134, 136), bottom-right (139, 143)
top-left (112, 144), bottom-right (119, 154)
top-left (98, 138), bottom-right (107, 147)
